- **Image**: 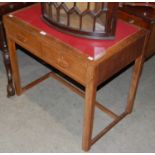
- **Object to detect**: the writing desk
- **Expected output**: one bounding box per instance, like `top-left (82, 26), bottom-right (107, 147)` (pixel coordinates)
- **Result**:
top-left (4, 4), bottom-right (148, 151)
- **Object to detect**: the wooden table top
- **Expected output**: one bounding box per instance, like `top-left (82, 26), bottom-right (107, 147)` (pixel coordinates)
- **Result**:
top-left (12, 3), bottom-right (139, 60)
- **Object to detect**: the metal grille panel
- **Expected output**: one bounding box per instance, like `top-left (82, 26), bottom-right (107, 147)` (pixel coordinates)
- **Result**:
top-left (41, 2), bottom-right (118, 40)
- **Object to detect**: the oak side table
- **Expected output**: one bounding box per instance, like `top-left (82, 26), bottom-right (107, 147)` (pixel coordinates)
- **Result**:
top-left (4, 4), bottom-right (148, 151)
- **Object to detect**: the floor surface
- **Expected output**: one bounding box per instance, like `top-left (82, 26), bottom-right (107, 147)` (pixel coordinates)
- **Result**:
top-left (0, 50), bottom-right (155, 152)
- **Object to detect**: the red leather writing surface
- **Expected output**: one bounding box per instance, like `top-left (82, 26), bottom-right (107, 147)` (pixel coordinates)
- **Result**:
top-left (13, 4), bottom-right (139, 59)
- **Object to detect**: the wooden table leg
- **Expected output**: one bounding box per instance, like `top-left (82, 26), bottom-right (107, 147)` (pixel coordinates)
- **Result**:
top-left (126, 33), bottom-right (149, 114)
top-left (7, 38), bottom-right (22, 95)
top-left (82, 67), bottom-right (97, 151)
top-left (0, 20), bottom-right (15, 97)
top-left (126, 54), bottom-right (144, 114)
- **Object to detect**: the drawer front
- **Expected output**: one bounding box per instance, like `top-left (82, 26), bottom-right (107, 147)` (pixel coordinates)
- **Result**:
top-left (4, 17), bottom-right (88, 85)
top-left (6, 21), bottom-right (42, 57)
top-left (41, 42), bottom-right (87, 85)
top-left (0, 3), bottom-right (34, 15)
top-left (118, 10), bottom-right (149, 29)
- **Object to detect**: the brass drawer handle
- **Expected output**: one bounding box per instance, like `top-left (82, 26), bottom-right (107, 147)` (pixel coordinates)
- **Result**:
top-left (9, 4), bottom-right (14, 9)
top-left (58, 56), bottom-right (69, 68)
top-left (128, 19), bottom-right (135, 24)
top-left (16, 34), bottom-right (27, 43)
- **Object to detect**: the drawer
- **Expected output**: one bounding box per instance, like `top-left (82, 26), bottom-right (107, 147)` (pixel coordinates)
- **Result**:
top-left (118, 10), bottom-right (149, 29)
top-left (41, 42), bottom-right (88, 85)
top-left (6, 21), bottom-right (42, 57)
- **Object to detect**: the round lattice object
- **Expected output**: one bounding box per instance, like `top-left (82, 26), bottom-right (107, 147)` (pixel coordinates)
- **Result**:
top-left (41, 2), bottom-right (118, 40)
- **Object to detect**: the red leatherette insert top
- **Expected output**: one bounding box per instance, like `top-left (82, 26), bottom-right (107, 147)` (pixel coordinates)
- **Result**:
top-left (13, 4), bottom-right (139, 59)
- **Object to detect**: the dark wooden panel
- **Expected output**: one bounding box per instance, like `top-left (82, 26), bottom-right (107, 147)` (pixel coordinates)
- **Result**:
top-left (118, 4), bottom-right (155, 59)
